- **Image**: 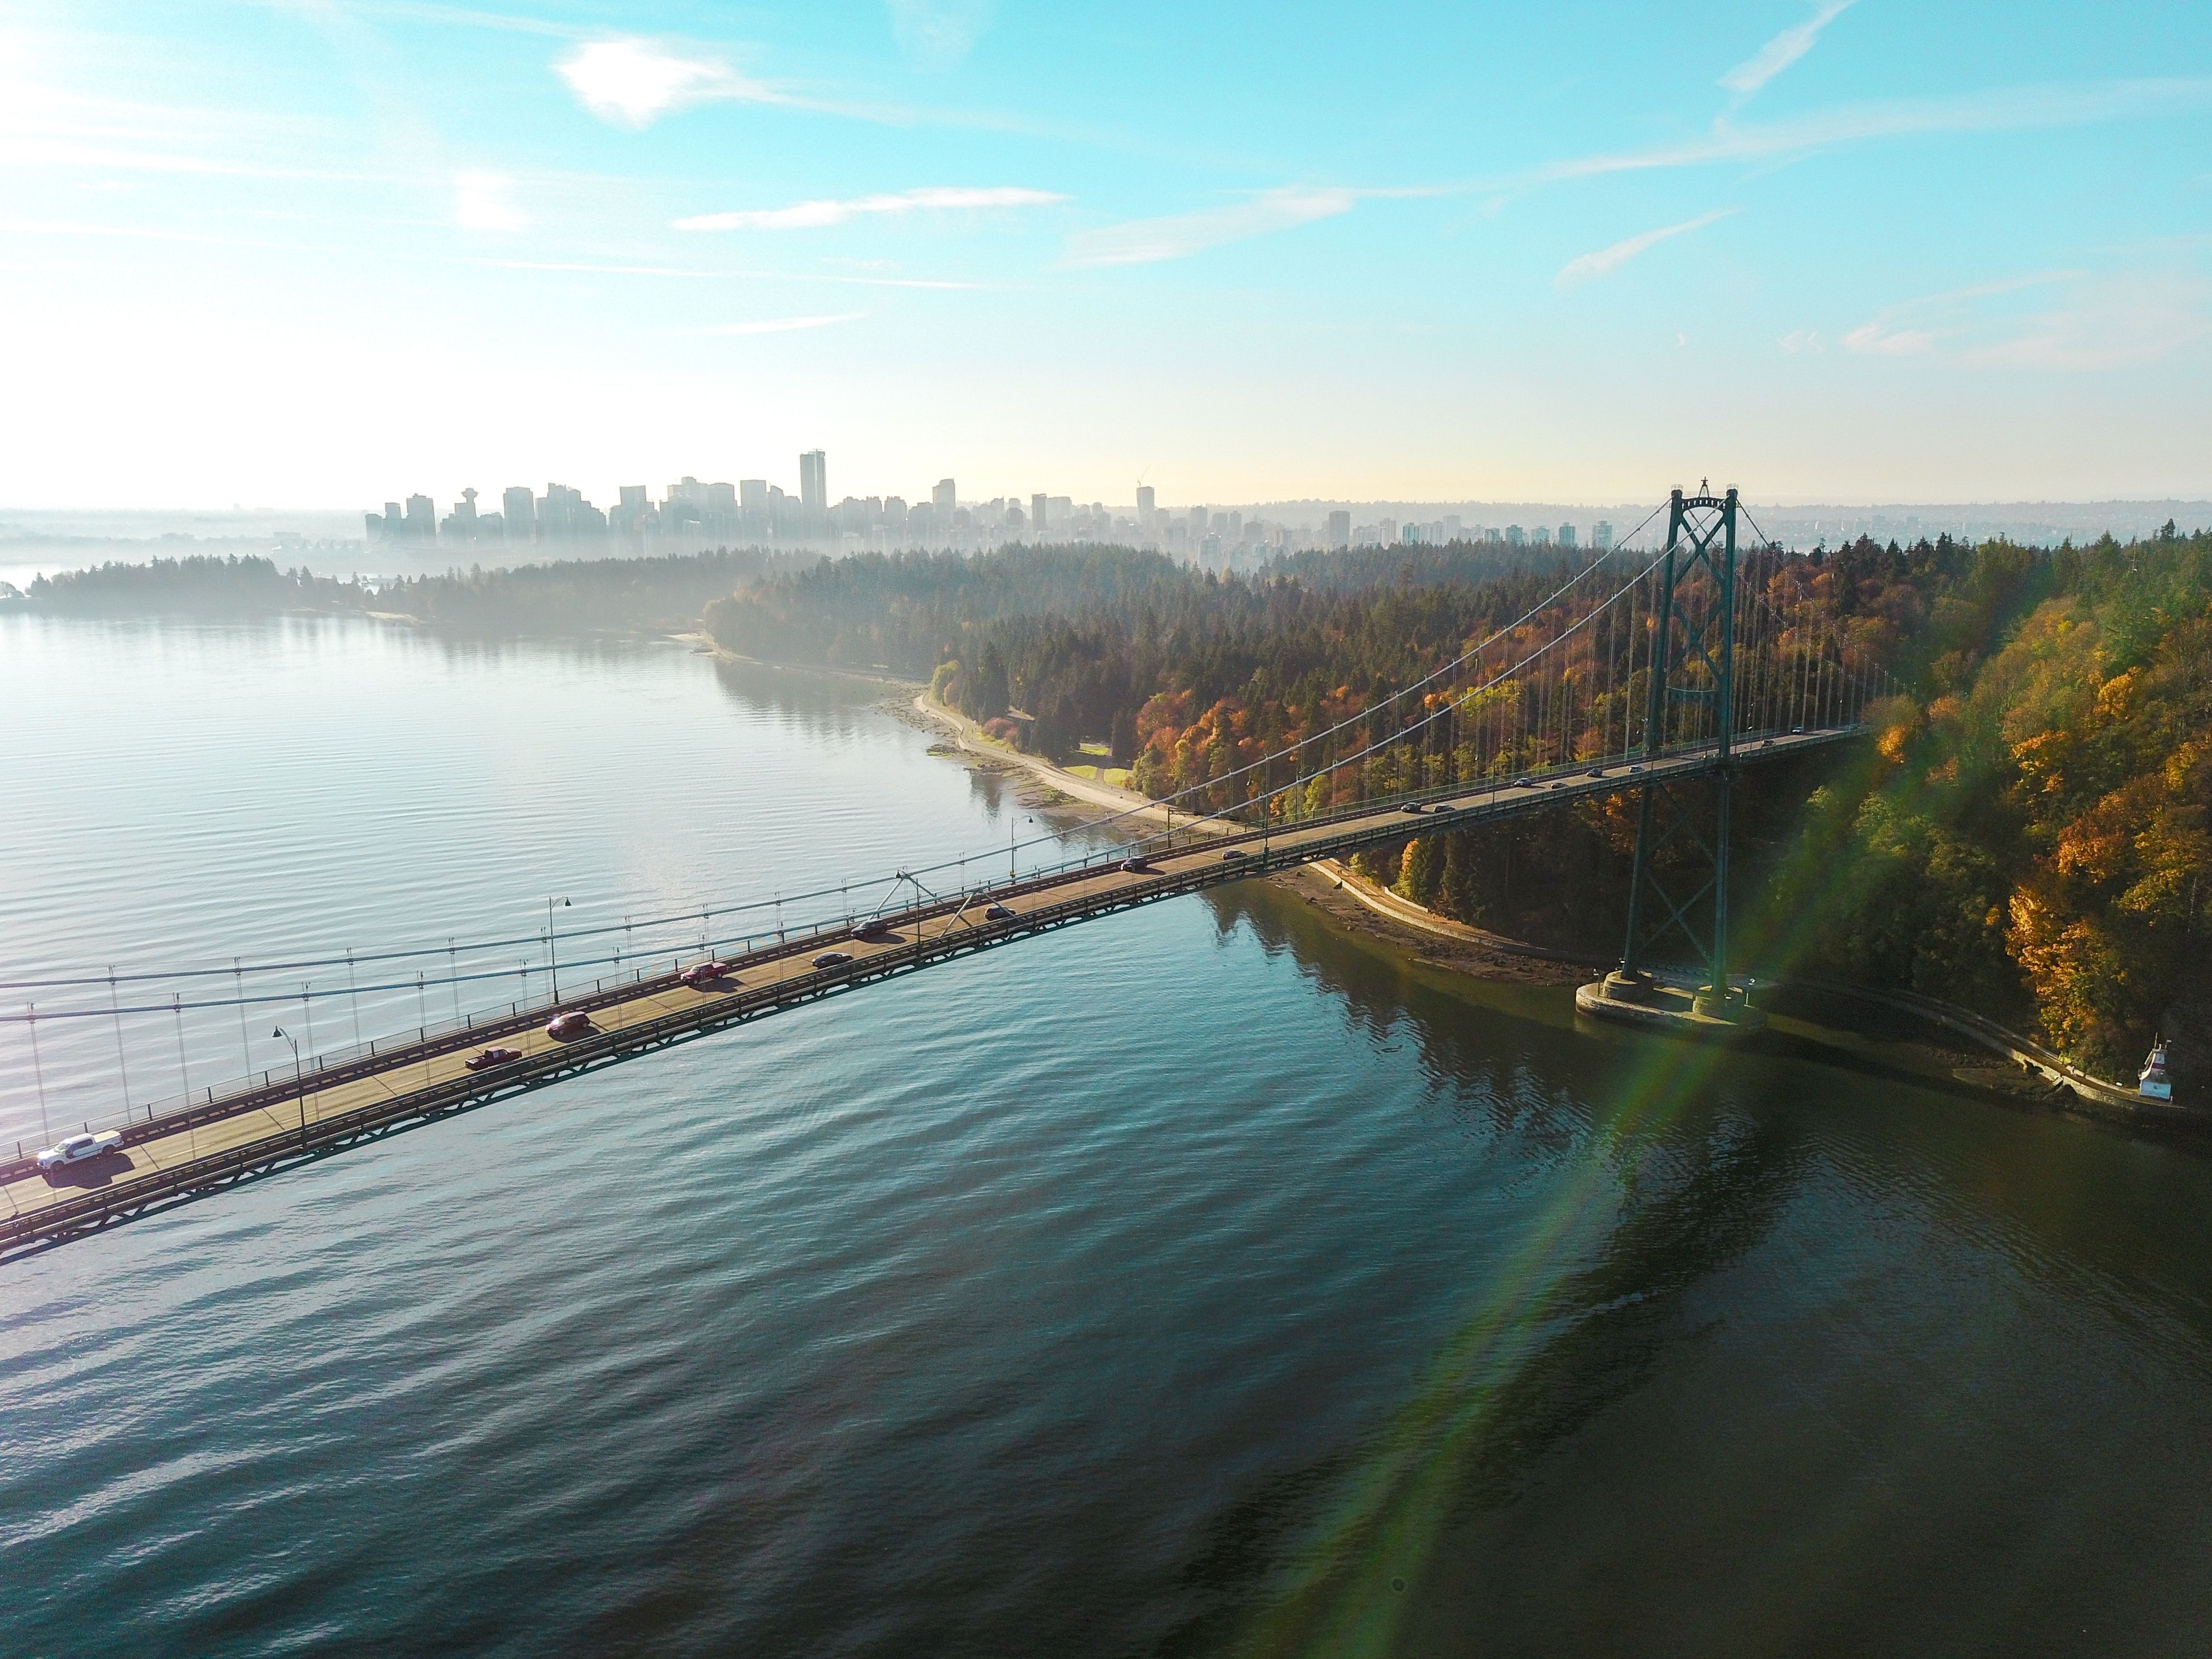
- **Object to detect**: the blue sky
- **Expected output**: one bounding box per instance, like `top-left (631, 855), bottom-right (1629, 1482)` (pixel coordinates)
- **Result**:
top-left (3, 0), bottom-right (2209, 509)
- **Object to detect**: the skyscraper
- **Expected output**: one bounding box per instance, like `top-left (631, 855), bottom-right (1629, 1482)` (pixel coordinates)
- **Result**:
top-left (1558, 523), bottom-right (1578, 548)
top-left (405, 494), bottom-right (435, 540)
top-left (1593, 520), bottom-right (1614, 550)
top-left (934, 479), bottom-right (957, 516)
top-left (1136, 484), bottom-right (1155, 521)
top-left (799, 451), bottom-right (826, 518)
top-left (1032, 493), bottom-right (1049, 540)
top-left (1327, 509), bottom-right (1350, 549)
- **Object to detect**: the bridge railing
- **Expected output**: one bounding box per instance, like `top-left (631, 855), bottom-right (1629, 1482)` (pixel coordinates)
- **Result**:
top-left (4, 717), bottom-right (1869, 1174)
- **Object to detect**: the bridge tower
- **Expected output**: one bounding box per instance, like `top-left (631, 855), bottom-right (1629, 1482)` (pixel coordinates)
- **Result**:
top-left (1603, 485), bottom-right (1758, 1025)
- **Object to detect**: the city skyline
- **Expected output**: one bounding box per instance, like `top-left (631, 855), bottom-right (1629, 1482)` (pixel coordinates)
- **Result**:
top-left (3, 2), bottom-right (2209, 508)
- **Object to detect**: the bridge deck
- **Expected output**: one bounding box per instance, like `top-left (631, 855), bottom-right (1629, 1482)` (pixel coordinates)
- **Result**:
top-left (0, 728), bottom-right (1855, 1261)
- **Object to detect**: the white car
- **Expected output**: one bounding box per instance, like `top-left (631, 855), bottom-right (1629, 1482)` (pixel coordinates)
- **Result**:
top-left (38, 1130), bottom-right (123, 1170)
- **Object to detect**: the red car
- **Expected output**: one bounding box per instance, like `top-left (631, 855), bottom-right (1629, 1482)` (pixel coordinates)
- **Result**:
top-left (545, 1011), bottom-right (592, 1040)
top-left (465, 1046), bottom-right (523, 1072)
top-left (679, 961), bottom-right (738, 988)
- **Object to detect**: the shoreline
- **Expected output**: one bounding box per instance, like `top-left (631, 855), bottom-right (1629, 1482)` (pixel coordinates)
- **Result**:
top-left (715, 649), bottom-right (2194, 1126)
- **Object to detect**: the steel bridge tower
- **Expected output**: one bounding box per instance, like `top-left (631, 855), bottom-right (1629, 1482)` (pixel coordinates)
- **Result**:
top-left (1605, 485), bottom-right (1755, 1022)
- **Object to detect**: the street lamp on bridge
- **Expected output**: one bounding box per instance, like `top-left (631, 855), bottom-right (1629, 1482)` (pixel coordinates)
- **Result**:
top-left (270, 1026), bottom-right (305, 1139)
top-left (545, 896), bottom-right (571, 1002)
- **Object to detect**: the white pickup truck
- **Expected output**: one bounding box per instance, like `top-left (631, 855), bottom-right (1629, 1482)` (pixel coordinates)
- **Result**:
top-left (38, 1129), bottom-right (124, 1170)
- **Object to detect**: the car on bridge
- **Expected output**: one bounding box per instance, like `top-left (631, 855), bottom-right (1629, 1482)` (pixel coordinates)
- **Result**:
top-left (37, 1129), bottom-right (123, 1170)
top-left (465, 1046), bottom-right (523, 1071)
top-left (812, 950), bottom-right (853, 968)
top-left (1223, 848), bottom-right (1249, 862)
top-left (678, 961), bottom-right (738, 988)
top-left (545, 1011), bottom-right (593, 1040)
top-left (1121, 856), bottom-right (1154, 874)
top-left (850, 918), bottom-right (894, 942)
top-left (984, 903), bottom-right (1016, 920)
top-left (1513, 776), bottom-right (1536, 788)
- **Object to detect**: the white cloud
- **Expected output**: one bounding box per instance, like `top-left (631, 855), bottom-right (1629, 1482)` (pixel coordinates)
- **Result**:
top-left (1841, 319), bottom-right (1943, 356)
top-left (454, 170), bottom-right (527, 231)
top-left (1555, 208), bottom-right (1735, 286)
top-left (1779, 328), bottom-right (1825, 354)
top-left (556, 38), bottom-right (778, 129)
top-left (675, 185), bottom-right (1065, 233)
top-left (703, 312), bottom-right (869, 336)
top-left (1061, 187), bottom-right (1356, 268)
top-left (887, 0), bottom-right (995, 71)
top-left (1721, 0), bottom-right (1856, 98)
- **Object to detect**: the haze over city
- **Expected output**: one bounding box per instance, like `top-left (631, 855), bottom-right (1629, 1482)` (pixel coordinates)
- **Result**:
top-left (5, 0), bottom-right (2210, 509)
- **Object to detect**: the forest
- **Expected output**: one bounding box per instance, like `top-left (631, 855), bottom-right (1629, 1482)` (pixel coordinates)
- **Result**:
top-left (13, 548), bottom-right (802, 630)
top-left (708, 530), bottom-right (2212, 1084)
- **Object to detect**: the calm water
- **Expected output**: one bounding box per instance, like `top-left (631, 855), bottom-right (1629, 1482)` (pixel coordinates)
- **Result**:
top-left (4, 616), bottom-right (2212, 1658)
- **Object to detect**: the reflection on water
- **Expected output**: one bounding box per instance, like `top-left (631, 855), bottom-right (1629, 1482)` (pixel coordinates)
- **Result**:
top-left (4, 619), bottom-right (2212, 1658)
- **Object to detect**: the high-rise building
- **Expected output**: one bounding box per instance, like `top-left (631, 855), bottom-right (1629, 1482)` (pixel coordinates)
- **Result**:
top-left (1558, 523), bottom-right (1578, 549)
top-left (1593, 520), bottom-right (1614, 550)
top-left (405, 494), bottom-right (436, 540)
top-left (739, 479), bottom-right (767, 511)
top-left (502, 486), bottom-right (535, 541)
top-left (1505, 524), bottom-right (1525, 547)
top-left (1136, 484), bottom-right (1155, 521)
top-left (934, 479), bottom-right (957, 516)
top-left (799, 451), bottom-right (826, 517)
top-left (1327, 509), bottom-right (1351, 549)
top-left (1032, 493), bottom-right (1049, 540)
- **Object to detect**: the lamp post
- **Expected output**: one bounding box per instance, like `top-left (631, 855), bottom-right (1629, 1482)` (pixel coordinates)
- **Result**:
top-left (546, 896), bottom-right (570, 1003)
top-left (272, 1026), bottom-right (304, 1139)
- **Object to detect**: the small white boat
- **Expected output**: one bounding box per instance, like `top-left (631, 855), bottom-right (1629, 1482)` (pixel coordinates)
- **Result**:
top-left (2140, 1038), bottom-right (2172, 1102)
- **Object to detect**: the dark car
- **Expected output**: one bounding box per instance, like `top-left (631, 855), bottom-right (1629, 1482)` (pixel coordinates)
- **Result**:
top-left (1587, 767), bottom-right (1605, 779)
top-left (465, 1046), bottom-right (523, 1071)
top-left (851, 917), bottom-right (893, 941)
top-left (1121, 858), bottom-right (1153, 874)
top-left (1513, 775), bottom-right (1536, 788)
top-left (811, 951), bottom-right (853, 968)
top-left (1400, 803), bottom-right (1425, 815)
top-left (984, 903), bottom-right (1016, 920)
top-left (1222, 848), bottom-right (1248, 862)
top-left (545, 1011), bottom-right (592, 1040)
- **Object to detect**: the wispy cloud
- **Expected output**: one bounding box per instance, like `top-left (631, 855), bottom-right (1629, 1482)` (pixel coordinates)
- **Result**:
top-left (1779, 328), bottom-right (1825, 354)
top-left (887, 0), bottom-right (995, 71)
top-left (1556, 208), bottom-right (1735, 286)
top-left (556, 38), bottom-right (783, 129)
top-left (1522, 76), bottom-right (2212, 188)
top-left (1842, 271), bottom-right (2211, 369)
top-left (471, 258), bottom-right (995, 289)
top-left (703, 312), bottom-right (869, 336)
top-left (675, 185), bottom-right (1065, 233)
top-left (452, 170), bottom-right (526, 231)
top-left (1721, 0), bottom-right (1856, 98)
top-left (1062, 186), bottom-right (1356, 268)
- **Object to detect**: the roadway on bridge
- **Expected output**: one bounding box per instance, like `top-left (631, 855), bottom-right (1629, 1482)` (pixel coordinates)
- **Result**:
top-left (1, 728), bottom-right (1853, 1253)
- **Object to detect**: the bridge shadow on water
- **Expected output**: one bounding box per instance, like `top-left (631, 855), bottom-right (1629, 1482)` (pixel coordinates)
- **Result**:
top-left (1161, 880), bottom-right (1815, 1658)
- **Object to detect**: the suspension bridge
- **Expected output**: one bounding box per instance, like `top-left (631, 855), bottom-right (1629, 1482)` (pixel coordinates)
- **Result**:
top-left (1, 489), bottom-right (1896, 1263)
